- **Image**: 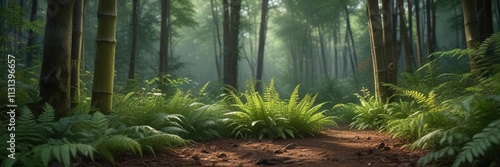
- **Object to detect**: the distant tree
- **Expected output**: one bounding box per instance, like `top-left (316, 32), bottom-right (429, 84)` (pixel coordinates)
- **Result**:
top-left (39, 0), bottom-right (73, 119)
top-left (210, 0), bottom-right (223, 82)
top-left (414, 0), bottom-right (424, 67)
top-left (129, 0), bottom-right (139, 79)
top-left (398, 0), bottom-right (414, 72)
top-left (255, 0), bottom-right (269, 93)
top-left (91, 0), bottom-right (117, 114)
top-left (159, 0), bottom-right (170, 79)
top-left (71, 0), bottom-right (85, 109)
top-left (26, 0), bottom-right (38, 67)
top-left (223, 0), bottom-right (242, 91)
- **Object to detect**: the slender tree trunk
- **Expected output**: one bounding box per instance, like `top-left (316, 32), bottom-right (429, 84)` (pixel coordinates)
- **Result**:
top-left (91, 0), bottom-right (117, 114)
top-left (71, 0), bottom-right (84, 109)
top-left (414, 0), bottom-right (423, 67)
top-left (255, 0), bottom-right (269, 92)
top-left (399, 0), bottom-right (413, 71)
top-left (26, 0), bottom-right (38, 67)
top-left (223, 0), bottom-right (242, 90)
top-left (318, 27), bottom-right (328, 77)
top-left (159, 0), bottom-right (170, 79)
top-left (426, 0), bottom-right (436, 60)
top-left (477, 0), bottom-right (494, 41)
top-left (382, 0), bottom-right (396, 99)
top-left (210, 0), bottom-right (223, 81)
top-left (462, 0), bottom-right (480, 48)
top-left (407, 0), bottom-right (413, 57)
top-left (39, 0), bottom-right (73, 119)
top-left (367, 0), bottom-right (390, 101)
top-left (342, 1), bottom-right (358, 74)
top-left (128, 0), bottom-right (139, 80)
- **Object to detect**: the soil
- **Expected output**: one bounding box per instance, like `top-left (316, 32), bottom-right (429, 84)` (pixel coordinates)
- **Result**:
top-left (81, 126), bottom-right (429, 167)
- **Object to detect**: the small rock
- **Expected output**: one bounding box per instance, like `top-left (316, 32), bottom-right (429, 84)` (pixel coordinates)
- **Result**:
top-left (367, 137), bottom-right (372, 140)
top-left (377, 142), bottom-right (385, 149)
top-left (217, 153), bottom-right (228, 158)
top-left (191, 155), bottom-right (200, 161)
top-left (231, 144), bottom-right (239, 147)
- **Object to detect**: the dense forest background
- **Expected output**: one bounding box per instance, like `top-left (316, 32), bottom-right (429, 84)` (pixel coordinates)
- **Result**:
top-left (1, 0), bottom-right (500, 166)
top-left (2, 0), bottom-right (487, 99)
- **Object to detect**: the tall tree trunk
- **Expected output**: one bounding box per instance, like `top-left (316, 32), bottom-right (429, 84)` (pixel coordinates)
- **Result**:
top-left (407, 0), bottom-right (413, 58)
top-left (382, 0), bottom-right (396, 99)
top-left (342, 0), bottom-right (358, 74)
top-left (128, 0), bottom-right (139, 80)
top-left (367, 0), bottom-right (390, 101)
top-left (255, 0), bottom-right (269, 93)
top-left (318, 27), bottom-right (328, 77)
top-left (26, 0), bottom-right (38, 67)
top-left (426, 0), bottom-right (436, 60)
top-left (223, 0), bottom-right (242, 91)
top-left (39, 0), bottom-right (73, 119)
top-left (414, 0), bottom-right (423, 67)
top-left (462, 0), bottom-right (480, 48)
top-left (159, 0), bottom-right (170, 79)
top-left (71, 0), bottom-right (84, 109)
top-left (210, 0), bottom-right (223, 81)
top-left (399, 0), bottom-right (414, 71)
top-left (91, 0), bottom-right (117, 114)
top-left (477, 0), bottom-right (493, 41)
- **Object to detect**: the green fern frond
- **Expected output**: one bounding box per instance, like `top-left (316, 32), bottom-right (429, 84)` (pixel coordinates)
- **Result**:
top-left (32, 138), bottom-right (95, 167)
top-left (93, 135), bottom-right (142, 164)
top-left (452, 119), bottom-right (500, 167)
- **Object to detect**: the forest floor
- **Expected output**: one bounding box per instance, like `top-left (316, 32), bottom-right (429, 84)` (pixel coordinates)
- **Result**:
top-left (81, 125), bottom-right (430, 167)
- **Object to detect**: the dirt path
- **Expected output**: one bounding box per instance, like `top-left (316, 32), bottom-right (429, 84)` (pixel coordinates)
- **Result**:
top-left (82, 126), bottom-right (428, 167)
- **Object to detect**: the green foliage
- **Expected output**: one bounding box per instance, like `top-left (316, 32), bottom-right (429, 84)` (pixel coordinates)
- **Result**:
top-left (0, 104), bottom-right (94, 167)
top-left (348, 88), bottom-right (389, 130)
top-left (1, 103), bottom-right (186, 167)
top-left (114, 82), bottom-right (223, 141)
top-left (224, 80), bottom-right (335, 139)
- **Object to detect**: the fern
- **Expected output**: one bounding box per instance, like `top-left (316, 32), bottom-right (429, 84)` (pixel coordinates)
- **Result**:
top-left (32, 138), bottom-right (95, 167)
top-left (452, 119), bottom-right (500, 167)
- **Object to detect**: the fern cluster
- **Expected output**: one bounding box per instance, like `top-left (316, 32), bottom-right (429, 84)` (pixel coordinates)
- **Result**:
top-left (224, 79), bottom-right (336, 139)
top-left (113, 83), bottom-right (223, 141)
top-left (332, 33), bottom-right (500, 166)
top-left (0, 104), bottom-right (186, 167)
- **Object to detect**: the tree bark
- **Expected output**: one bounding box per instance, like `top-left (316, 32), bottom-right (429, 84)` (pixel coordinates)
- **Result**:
top-left (382, 0), bottom-right (396, 99)
top-left (91, 0), bottom-right (117, 114)
top-left (342, 0), bottom-right (358, 74)
top-left (159, 0), bottom-right (170, 78)
top-left (255, 0), bottom-right (269, 93)
top-left (414, 0), bottom-right (423, 67)
top-left (210, 0), bottom-right (223, 81)
top-left (398, 0), bottom-right (414, 71)
top-left (367, 0), bottom-right (390, 101)
top-left (26, 0), bottom-right (38, 67)
top-left (223, 0), bottom-right (242, 91)
top-left (39, 0), bottom-right (73, 119)
top-left (462, 0), bottom-right (480, 48)
top-left (128, 0), bottom-right (139, 80)
top-left (71, 0), bottom-right (84, 109)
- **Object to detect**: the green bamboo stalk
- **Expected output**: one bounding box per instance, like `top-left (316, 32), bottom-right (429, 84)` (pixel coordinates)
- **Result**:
top-left (91, 0), bottom-right (117, 114)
